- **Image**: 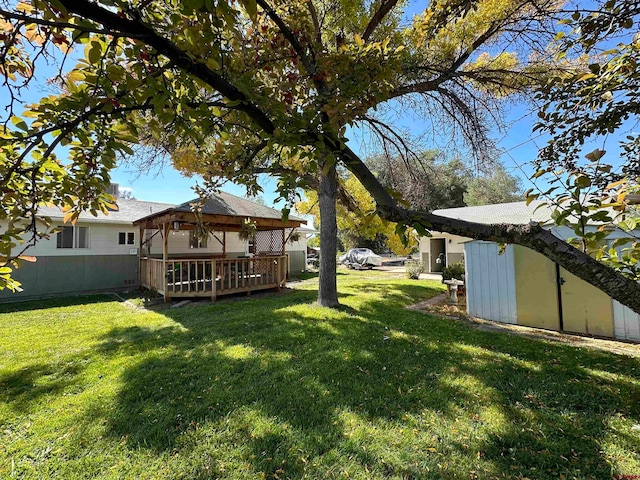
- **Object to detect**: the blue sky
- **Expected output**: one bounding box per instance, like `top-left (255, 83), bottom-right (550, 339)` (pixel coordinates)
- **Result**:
top-left (105, 103), bottom-right (545, 208)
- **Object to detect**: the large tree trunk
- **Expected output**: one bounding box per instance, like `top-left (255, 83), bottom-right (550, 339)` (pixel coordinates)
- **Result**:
top-left (317, 160), bottom-right (339, 307)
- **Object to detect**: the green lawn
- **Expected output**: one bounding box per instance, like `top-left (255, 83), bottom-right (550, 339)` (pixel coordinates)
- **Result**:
top-left (1, 270), bottom-right (639, 479)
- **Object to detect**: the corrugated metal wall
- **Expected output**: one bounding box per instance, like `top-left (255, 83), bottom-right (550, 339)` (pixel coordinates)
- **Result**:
top-left (465, 241), bottom-right (517, 324)
top-left (613, 301), bottom-right (640, 341)
top-left (288, 251), bottom-right (306, 274)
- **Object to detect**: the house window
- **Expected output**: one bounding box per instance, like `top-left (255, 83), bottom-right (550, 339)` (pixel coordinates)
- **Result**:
top-left (118, 232), bottom-right (135, 245)
top-left (189, 231), bottom-right (208, 249)
top-left (57, 226), bottom-right (89, 249)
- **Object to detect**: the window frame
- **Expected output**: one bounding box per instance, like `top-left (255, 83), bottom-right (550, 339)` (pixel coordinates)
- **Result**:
top-left (57, 226), bottom-right (90, 249)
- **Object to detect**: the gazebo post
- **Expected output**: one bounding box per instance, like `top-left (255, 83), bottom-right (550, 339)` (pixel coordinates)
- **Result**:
top-left (222, 231), bottom-right (226, 257)
top-left (139, 225), bottom-right (144, 287)
top-left (282, 229), bottom-right (288, 283)
top-left (163, 222), bottom-right (169, 303)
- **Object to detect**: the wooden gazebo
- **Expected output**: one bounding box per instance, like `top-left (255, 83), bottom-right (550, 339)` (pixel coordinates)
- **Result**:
top-left (133, 193), bottom-right (303, 302)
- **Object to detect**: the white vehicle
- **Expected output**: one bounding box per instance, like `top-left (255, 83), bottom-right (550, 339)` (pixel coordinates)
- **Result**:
top-left (338, 248), bottom-right (383, 269)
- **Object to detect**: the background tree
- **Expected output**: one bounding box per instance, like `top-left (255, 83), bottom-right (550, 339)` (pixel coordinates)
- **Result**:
top-left (464, 164), bottom-right (522, 206)
top-left (297, 151), bottom-right (521, 255)
top-left (2, 0), bottom-right (640, 313)
top-left (368, 151), bottom-right (468, 211)
top-left (296, 172), bottom-right (418, 256)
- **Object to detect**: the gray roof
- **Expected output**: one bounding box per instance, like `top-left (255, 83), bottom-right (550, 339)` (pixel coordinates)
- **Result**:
top-left (147, 191), bottom-right (304, 222)
top-left (36, 190), bottom-right (303, 225)
top-left (433, 200), bottom-right (553, 225)
top-left (36, 198), bottom-right (176, 224)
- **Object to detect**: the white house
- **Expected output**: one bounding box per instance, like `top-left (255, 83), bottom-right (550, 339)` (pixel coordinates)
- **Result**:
top-left (1, 191), bottom-right (310, 302)
top-left (419, 201), bottom-right (640, 341)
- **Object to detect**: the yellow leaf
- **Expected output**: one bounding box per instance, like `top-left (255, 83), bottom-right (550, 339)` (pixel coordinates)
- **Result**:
top-left (17, 255), bottom-right (37, 263)
top-left (617, 191), bottom-right (627, 203)
top-left (578, 73), bottom-right (596, 81)
top-left (67, 70), bottom-right (85, 82)
top-left (63, 211), bottom-right (77, 225)
top-left (16, 2), bottom-right (33, 13)
top-left (354, 34), bottom-right (364, 46)
top-left (605, 179), bottom-right (627, 190)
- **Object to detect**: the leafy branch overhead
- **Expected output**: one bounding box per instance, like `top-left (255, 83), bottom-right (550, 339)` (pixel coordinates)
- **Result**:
top-left (1, 0), bottom-right (640, 313)
top-left (532, 0), bottom-right (640, 282)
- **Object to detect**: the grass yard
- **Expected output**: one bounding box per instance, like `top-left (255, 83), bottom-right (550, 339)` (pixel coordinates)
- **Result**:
top-left (1, 270), bottom-right (639, 479)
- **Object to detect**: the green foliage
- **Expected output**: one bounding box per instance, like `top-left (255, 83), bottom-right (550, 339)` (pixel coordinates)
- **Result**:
top-left (368, 152), bottom-right (469, 212)
top-left (238, 218), bottom-right (257, 241)
top-left (531, 0), bottom-right (640, 280)
top-left (405, 260), bottom-right (424, 279)
top-left (296, 173), bottom-right (418, 255)
top-left (442, 261), bottom-right (465, 282)
top-left (307, 235), bottom-right (320, 248)
top-left (464, 165), bottom-right (523, 206)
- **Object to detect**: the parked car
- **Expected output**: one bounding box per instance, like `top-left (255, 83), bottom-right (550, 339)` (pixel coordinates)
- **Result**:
top-left (338, 248), bottom-right (383, 269)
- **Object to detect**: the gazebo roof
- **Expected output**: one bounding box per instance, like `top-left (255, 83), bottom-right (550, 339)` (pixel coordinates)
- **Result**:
top-left (133, 191), bottom-right (304, 230)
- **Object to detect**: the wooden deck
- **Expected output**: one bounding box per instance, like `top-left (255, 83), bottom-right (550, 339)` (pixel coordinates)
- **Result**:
top-left (140, 255), bottom-right (288, 301)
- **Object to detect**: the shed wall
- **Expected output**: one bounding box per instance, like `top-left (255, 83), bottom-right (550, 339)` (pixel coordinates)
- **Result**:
top-left (613, 301), bottom-right (640, 341)
top-left (464, 242), bottom-right (517, 324)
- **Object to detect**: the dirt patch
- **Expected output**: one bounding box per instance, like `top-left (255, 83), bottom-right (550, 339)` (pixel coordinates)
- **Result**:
top-left (410, 295), bottom-right (640, 358)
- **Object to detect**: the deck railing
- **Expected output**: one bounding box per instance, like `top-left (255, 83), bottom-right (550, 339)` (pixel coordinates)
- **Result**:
top-left (140, 258), bottom-right (166, 294)
top-left (140, 255), bottom-right (288, 300)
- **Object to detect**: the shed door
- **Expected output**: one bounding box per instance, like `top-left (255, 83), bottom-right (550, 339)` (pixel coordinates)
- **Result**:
top-left (465, 242), bottom-right (517, 324)
top-left (559, 267), bottom-right (614, 337)
top-left (513, 246), bottom-right (560, 331)
top-left (513, 246), bottom-right (613, 336)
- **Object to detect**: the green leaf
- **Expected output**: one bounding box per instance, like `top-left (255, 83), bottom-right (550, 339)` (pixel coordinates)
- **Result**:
top-left (413, 222), bottom-right (429, 237)
top-left (11, 116), bottom-right (28, 132)
top-left (620, 217), bottom-right (638, 231)
top-left (525, 193), bottom-right (539, 206)
top-left (575, 175), bottom-right (592, 188)
top-left (239, 0), bottom-right (257, 21)
top-left (87, 41), bottom-right (102, 64)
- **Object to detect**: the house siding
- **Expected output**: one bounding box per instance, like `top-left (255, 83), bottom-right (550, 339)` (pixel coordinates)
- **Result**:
top-left (418, 233), bottom-right (467, 272)
top-left (0, 255), bottom-right (139, 302)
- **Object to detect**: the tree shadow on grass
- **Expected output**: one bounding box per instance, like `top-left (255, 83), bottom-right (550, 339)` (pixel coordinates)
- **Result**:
top-left (0, 359), bottom-right (86, 414)
top-left (30, 280), bottom-right (640, 478)
top-left (0, 294), bottom-right (117, 314)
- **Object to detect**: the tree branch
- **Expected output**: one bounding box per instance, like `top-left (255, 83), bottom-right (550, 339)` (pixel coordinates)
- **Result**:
top-left (57, 0), bottom-right (277, 135)
top-left (334, 141), bottom-right (640, 314)
top-left (0, 9), bottom-right (147, 38)
top-left (362, 0), bottom-right (399, 42)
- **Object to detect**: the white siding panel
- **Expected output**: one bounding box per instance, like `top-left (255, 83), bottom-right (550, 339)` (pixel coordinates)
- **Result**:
top-left (465, 241), bottom-right (517, 324)
top-left (8, 221), bottom-right (138, 257)
top-left (613, 300), bottom-right (640, 341)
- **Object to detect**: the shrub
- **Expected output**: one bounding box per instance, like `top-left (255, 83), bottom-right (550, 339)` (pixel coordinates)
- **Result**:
top-left (442, 262), bottom-right (465, 282)
top-left (405, 260), bottom-right (425, 279)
